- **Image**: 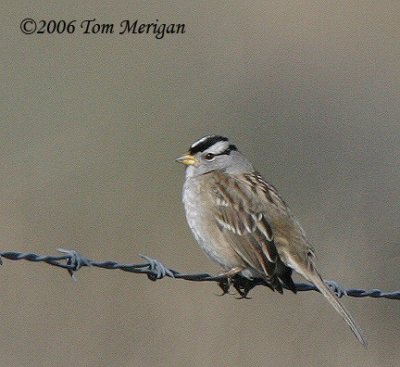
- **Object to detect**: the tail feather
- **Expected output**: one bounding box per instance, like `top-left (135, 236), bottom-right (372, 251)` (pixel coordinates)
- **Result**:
top-left (306, 267), bottom-right (367, 347)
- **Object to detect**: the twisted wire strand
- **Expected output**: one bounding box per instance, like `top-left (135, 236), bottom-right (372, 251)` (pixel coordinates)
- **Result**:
top-left (0, 249), bottom-right (398, 299)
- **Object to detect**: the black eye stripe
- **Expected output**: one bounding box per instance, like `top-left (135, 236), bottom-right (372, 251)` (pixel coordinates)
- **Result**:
top-left (204, 144), bottom-right (237, 159)
top-left (217, 144), bottom-right (237, 156)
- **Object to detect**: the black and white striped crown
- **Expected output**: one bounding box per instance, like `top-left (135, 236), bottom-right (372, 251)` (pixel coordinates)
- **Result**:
top-left (189, 135), bottom-right (237, 155)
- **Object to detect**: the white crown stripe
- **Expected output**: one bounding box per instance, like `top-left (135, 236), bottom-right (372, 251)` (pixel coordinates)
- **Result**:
top-left (190, 136), bottom-right (213, 149)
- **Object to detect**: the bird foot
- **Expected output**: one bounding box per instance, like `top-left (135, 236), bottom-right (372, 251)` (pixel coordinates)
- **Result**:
top-left (217, 267), bottom-right (256, 298)
top-left (233, 279), bottom-right (254, 299)
top-left (216, 267), bottom-right (242, 296)
top-left (217, 279), bottom-right (232, 296)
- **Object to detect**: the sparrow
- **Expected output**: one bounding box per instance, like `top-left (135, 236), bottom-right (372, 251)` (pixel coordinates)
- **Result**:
top-left (176, 135), bottom-right (367, 346)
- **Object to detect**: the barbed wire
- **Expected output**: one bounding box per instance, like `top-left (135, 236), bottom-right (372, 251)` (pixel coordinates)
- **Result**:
top-left (0, 249), bottom-right (398, 299)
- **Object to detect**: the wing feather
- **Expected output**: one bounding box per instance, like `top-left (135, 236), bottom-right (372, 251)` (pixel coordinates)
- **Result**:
top-left (209, 172), bottom-right (296, 293)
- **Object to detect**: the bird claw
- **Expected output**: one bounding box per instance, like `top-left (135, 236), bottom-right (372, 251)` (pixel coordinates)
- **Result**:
top-left (232, 276), bottom-right (257, 299)
top-left (217, 275), bottom-right (255, 298)
top-left (217, 279), bottom-right (232, 296)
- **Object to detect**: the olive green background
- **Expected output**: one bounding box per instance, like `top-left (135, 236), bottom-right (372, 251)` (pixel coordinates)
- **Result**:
top-left (1, 2), bottom-right (399, 366)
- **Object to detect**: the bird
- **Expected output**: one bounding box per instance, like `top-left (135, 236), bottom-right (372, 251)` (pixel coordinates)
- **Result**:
top-left (176, 135), bottom-right (367, 347)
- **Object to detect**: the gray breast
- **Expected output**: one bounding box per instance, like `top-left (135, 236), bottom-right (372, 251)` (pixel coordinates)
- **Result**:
top-left (182, 176), bottom-right (242, 270)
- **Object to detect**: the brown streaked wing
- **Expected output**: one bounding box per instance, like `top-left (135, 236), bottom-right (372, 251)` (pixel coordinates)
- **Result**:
top-left (209, 172), bottom-right (286, 292)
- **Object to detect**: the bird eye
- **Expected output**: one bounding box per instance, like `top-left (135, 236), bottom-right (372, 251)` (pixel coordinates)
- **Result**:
top-left (204, 153), bottom-right (215, 161)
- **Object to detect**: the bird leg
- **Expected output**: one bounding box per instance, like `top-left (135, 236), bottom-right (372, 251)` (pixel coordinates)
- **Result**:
top-left (232, 277), bottom-right (257, 299)
top-left (216, 267), bottom-right (258, 299)
top-left (217, 267), bottom-right (244, 296)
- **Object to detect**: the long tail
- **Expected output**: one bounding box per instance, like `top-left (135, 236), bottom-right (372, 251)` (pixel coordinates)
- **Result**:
top-left (305, 266), bottom-right (367, 347)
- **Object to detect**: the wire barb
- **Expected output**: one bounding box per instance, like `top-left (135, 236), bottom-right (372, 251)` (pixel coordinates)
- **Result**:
top-left (0, 249), bottom-right (398, 300)
top-left (57, 249), bottom-right (92, 280)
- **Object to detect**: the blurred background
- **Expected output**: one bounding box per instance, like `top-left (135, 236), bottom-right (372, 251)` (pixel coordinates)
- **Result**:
top-left (1, 1), bottom-right (399, 366)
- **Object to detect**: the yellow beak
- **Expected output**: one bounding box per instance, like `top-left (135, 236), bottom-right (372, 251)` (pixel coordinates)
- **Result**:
top-left (175, 153), bottom-right (198, 166)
